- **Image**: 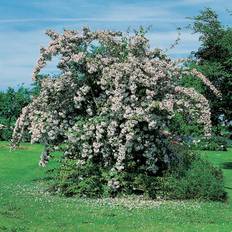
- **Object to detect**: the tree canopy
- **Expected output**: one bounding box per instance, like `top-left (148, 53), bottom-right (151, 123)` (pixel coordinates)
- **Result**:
top-left (187, 8), bottom-right (232, 129)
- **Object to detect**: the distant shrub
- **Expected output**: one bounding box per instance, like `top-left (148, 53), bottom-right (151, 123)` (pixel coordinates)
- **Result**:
top-left (186, 136), bottom-right (228, 151)
top-left (0, 127), bottom-right (13, 141)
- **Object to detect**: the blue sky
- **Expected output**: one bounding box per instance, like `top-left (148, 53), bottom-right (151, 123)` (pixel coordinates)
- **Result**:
top-left (0, 0), bottom-right (231, 90)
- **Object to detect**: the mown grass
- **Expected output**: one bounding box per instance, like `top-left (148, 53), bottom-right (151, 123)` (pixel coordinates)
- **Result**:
top-left (0, 141), bottom-right (232, 232)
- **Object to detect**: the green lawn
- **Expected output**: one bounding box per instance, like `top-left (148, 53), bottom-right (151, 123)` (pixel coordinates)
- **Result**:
top-left (0, 141), bottom-right (232, 232)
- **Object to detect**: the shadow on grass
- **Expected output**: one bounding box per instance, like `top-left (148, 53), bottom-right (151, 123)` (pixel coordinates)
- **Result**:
top-left (0, 143), bottom-right (30, 151)
top-left (32, 176), bottom-right (54, 182)
top-left (222, 162), bottom-right (232, 169)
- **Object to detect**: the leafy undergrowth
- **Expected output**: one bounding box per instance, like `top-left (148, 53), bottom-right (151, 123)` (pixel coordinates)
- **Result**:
top-left (0, 141), bottom-right (232, 232)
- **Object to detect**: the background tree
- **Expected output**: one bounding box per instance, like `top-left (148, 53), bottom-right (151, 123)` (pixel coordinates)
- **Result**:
top-left (0, 86), bottom-right (31, 140)
top-left (186, 8), bottom-right (232, 135)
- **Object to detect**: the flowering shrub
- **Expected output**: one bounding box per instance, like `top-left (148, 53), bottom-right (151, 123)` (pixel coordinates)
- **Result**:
top-left (12, 27), bottom-right (221, 197)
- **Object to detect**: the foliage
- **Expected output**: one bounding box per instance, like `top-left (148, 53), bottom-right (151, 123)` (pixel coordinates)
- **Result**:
top-left (159, 146), bottom-right (226, 201)
top-left (50, 159), bottom-right (106, 198)
top-left (163, 158), bottom-right (226, 201)
top-left (49, 144), bottom-right (226, 201)
top-left (0, 86), bottom-right (31, 141)
top-left (187, 8), bottom-right (232, 129)
top-left (169, 112), bottom-right (204, 137)
top-left (12, 27), bottom-right (220, 197)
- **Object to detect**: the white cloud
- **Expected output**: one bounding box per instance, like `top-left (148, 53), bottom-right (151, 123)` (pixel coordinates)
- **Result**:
top-left (0, 1), bottom-right (188, 24)
top-left (0, 16), bottom-right (188, 24)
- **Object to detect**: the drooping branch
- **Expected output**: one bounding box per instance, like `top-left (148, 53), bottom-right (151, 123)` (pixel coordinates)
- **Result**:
top-left (39, 144), bottom-right (52, 167)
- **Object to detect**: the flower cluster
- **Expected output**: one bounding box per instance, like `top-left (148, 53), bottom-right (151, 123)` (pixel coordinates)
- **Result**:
top-left (0, 124), bottom-right (6, 130)
top-left (12, 28), bottom-right (219, 191)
